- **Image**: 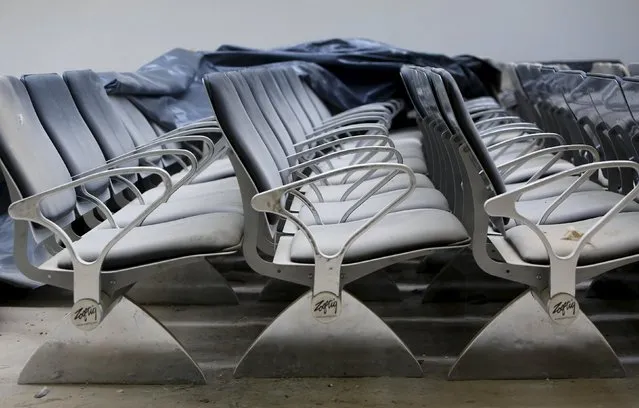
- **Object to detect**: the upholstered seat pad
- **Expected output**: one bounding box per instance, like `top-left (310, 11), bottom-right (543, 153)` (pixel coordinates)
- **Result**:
top-left (303, 173), bottom-right (434, 202)
top-left (298, 187), bottom-right (450, 225)
top-left (96, 189), bottom-right (243, 229)
top-left (171, 156), bottom-right (235, 184)
top-left (55, 213), bottom-right (244, 270)
top-left (502, 157), bottom-right (574, 184)
top-left (142, 176), bottom-right (239, 202)
top-left (506, 176), bottom-right (604, 200)
top-left (505, 212), bottom-right (639, 266)
top-left (290, 208), bottom-right (469, 263)
top-left (512, 191), bottom-right (639, 228)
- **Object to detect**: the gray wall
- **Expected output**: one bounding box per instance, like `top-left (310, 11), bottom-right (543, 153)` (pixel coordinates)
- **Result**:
top-left (1, 0), bottom-right (637, 75)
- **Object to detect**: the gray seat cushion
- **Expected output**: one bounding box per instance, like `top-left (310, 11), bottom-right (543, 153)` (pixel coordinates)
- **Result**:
top-left (290, 208), bottom-right (469, 263)
top-left (505, 212), bottom-right (639, 266)
top-left (56, 213), bottom-right (244, 270)
top-left (298, 187), bottom-right (450, 225)
top-left (96, 189), bottom-right (243, 229)
top-left (511, 191), bottom-right (639, 228)
top-left (302, 173), bottom-right (434, 202)
top-left (506, 176), bottom-right (604, 200)
top-left (172, 156), bottom-right (235, 184)
top-left (142, 176), bottom-right (239, 202)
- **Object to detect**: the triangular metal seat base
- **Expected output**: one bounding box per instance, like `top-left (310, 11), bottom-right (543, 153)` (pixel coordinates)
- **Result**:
top-left (449, 290), bottom-right (625, 380)
top-left (235, 290), bottom-right (421, 378)
top-left (18, 296), bottom-right (206, 385)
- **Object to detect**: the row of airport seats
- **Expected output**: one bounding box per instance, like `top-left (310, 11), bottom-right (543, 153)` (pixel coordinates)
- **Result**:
top-left (1, 59), bottom-right (636, 383)
top-left (201, 63), bottom-right (639, 381)
top-left (0, 68), bottom-right (407, 384)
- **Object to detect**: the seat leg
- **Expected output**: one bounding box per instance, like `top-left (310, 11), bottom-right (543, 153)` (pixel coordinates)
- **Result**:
top-left (259, 270), bottom-right (401, 302)
top-left (235, 290), bottom-right (422, 377)
top-left (422, 254), bottom-right (524, 303)
top-left (448, 289), bottom-right (625, 380)
top-left (18, 296), bottom-right (205, 385)
top-left (128, 259), bottom-right (239, 305)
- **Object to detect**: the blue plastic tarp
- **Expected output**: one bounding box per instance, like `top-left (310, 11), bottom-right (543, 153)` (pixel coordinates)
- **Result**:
top-left (101, 38), bottom-right (500, 129)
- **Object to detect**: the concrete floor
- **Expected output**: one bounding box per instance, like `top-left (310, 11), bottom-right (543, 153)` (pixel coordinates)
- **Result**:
top-left (2, 270), bottom-right (639, 407)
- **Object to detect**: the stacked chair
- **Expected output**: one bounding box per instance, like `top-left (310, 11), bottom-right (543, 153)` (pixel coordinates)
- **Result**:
top-left (4, 56), bottom-right (639, 384)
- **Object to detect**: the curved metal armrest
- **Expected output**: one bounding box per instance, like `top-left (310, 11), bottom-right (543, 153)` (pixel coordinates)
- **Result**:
top-left (294, 123), bottom-right (389, 151)
top-left (485, 160), bottom-right (639, 298)
top-left (160, 120), bottom-right (220, 138)
top-left (253, 162), bottom-right (416, 266)
top-left (143, 127), bottom-right (220, 147)
top-left (102, 129), bottom-right (219, 167)
top-left (157, 126), bottom-right (222, 156)
top-left (497, 144), bottom-right (598, 183)
top-left (487, 132), bottom-right (565, 152)
top-left (287, 135), bottom-right (395, 165)
top-left (281, 146), bottom-right (402, 180)
top-left (467, 103), bottom-right (502, 114)
top-left (9, 166), bottom-right (174, 303)
top-left (480, 125), bottom-right (542, 143)
top-left (475, 116), bottom-right (528, 128)
top-left (331, 104), bottom-right (393, 120)
top-left (74, 145), bottom-right (200, 181)
top-left (470, 108), bottom-right (511, 120)
top-left (315, 113), bottom-right (389, 134)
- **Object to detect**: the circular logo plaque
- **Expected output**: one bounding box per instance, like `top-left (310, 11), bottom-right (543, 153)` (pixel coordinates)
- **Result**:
top-left (70, 299), bottom-right (103, 331)
top-left (547, 293), bottom-right (579, 325)
top-left (311, 292), bottom-right (341, 323)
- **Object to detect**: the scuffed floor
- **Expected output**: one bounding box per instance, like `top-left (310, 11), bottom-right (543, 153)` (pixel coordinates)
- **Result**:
top-left (2, 270), bottom-right (639, 407)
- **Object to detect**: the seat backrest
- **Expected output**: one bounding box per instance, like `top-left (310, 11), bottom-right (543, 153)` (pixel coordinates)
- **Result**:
top-left (401, 65), bottom-right (507, 232)
top-left (558, 70), bottom-right (629, 190)
top-left (63, 70), bottom-right (140, 174)
top-left (509, 63), bottom-right (539, 123)
top-left (22, 73), bottom-right (111, 203)
top-left (542, 69), bottom-right (590, 148)
top-left (400, 66), bottom-right (465, 219)
top-left (204, 70), bottom-right (288, 194)
top-left (295, 74), bottom-right (334, 120)
top-left (584, 73), bottom-right (638, 191)
top-left (109, 96), bottom-right (157, 147)
top-left (620, 77), bottom-right (639, 120)
top-left (274, 67), bottom-right (326, 128)
top-left (434, 68), bottom-right (507, 195)
top-left (554, 71), bottom-right (605, 150)
top-left (241, 71), bottom-right (301, 158)
top-left (585, 74), bottom-right (638, 159)
top-left (0, 76), bottom-right (76, 228)
top-left (618, 77), bottom-right (639, 156)
top-left (108, 95), bottom-right (177, 167)
top-left (256, 68), bottom-right (316, 140)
